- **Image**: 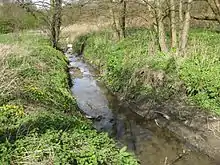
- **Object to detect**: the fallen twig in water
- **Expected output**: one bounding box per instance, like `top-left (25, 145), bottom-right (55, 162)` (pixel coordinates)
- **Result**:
top-left (154, 111), bottom-right (170, 120)
top-left (168, 150), bottom-right (189, 165)
top-left (154, 119), bottom-right (160, 127)
top-left (164, 157), bottom-right (168, 165)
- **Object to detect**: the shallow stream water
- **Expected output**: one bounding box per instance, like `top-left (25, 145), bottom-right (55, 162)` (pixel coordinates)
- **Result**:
top-left (66, 52), bottom-right (216, 165)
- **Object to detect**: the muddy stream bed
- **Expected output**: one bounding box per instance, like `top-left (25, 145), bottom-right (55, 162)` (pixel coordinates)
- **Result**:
top-left (65, 51), bottom-right (216, 165)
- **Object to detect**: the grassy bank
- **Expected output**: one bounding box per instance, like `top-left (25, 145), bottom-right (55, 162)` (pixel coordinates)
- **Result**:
top-left (0, 32), bottom-right (138, 164)
top-left (73, 28), bottom-right (220, 115)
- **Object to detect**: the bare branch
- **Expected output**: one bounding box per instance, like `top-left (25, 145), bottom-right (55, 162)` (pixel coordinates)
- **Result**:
top-left (191, 15), bottom-right (218, 21)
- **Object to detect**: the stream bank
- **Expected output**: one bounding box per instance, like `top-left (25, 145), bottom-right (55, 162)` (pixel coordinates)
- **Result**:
top-left (0, 32), bottom-right (138, 165)
top-left (70, 29), bottom-right (220, 161)
top-left (65, 48), bottom-right (217, 165)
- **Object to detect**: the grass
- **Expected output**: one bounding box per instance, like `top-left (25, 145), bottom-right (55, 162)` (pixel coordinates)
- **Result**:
top-left (73, 28), bottom-right (220, 115)
top-left (0, 32), bottom-right (138, 164)
top-left (60, 23), bottom-right (109, 46)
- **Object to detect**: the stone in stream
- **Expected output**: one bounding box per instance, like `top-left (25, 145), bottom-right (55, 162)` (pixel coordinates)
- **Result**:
top-left (65, 44), bottom-right (73, 54)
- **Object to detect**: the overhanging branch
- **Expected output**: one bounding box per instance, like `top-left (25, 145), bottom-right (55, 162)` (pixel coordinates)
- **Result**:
top-left (191, 15), bottom-right (218, 21)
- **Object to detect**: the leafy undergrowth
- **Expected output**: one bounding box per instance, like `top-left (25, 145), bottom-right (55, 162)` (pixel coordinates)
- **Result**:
top-left (0, 32), bottom-right (138, 164)
top-left (73, 28), bottom-right (220, 115)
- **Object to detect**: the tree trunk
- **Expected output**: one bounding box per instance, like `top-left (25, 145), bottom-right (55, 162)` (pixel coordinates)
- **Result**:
top-left (179, 0), bottom-right (183, 22)
top-left (178, 0), bottom-right (183, 52)
top-left (50, 0), bottom-right (56, 48)
top-left (170, 0), bottom-right (177, 49)
top-left (110, 0), bottom-right (126, 40)
top-left (156, 0), bottom-right (168, 53)
top-left (110, 7), bottom-right (121, 40)
top-left (50, 0), bottom-right (62, 49)
top-left (119, 0), bottom-right (126, 38)
top-left (55, 0), bottom-right (62, 47)
top-left (180, 0), bottom-right (192, 53)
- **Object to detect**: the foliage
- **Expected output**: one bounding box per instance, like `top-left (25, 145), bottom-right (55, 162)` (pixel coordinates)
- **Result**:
top-left (76, 29), bottom-right (180, 101)
top-left (0, 32), bottom-right (138, 164)
top-left (0, 4), bottom-right (40, 34)
top-left (180, 30), bottom-right (220, 114)
top-left (74, 28), bottom-right (220, 114)
top-left (0, 19), bottom-right (16, 34)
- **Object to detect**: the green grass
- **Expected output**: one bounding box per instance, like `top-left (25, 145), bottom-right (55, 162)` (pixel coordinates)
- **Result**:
top-left (180, 29), bottom-right (220, 114)
top-left (0, 4), bottom-right (41, 34)
top-left (73, 28), bottom-right (220, 115)
top-left (0, 32), bottom-right (138, 164)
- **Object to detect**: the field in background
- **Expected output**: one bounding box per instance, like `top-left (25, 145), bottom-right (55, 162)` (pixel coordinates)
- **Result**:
top-left (61, 22), bottom-right (110, 44)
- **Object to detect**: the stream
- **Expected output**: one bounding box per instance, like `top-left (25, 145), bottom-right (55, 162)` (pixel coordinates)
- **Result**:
top-left (65, 50), bottom-right (216, 165)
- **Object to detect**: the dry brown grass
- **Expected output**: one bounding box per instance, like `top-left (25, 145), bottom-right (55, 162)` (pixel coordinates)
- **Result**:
top-left (0, 44), bottom-right (18, 95)
top-left (0, 44), bottom-right (28, 102)
top-left (61, 22), bottom-right (110, 44)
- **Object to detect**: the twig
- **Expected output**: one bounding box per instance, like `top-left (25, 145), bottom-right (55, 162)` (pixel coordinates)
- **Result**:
top-left (164, 157), bottom-right (168, 165)
top-left (154, 111), bottom-right (170, 120)
top-left (155, 119), bottom-right (160, 127)
top-left (169, 150), bottom-right (188, 165)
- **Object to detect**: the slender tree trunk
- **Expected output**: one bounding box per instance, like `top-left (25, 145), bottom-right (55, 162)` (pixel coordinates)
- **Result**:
top-left (178, 0), bottom-right (183, 51)
top-left (158, 21), bottom-right (168, 53)
top-left (50, 0), bottom-right (62, 49)
top-left (55, 0), bottom-right (62, 46)
top-left (119, 0), bottom-right (126, 38)
top-left (110, 7), bottom-right (121, 40)
top-left (170, 0), bottom-right (177, 49)
top-left (148, 4), bottom-right (157, 32)
top-left (179, 0), bottom-right (183, 22)
top-left (50, 0), bottom-right (56, 48)
top-left (180, 0), bottom-right (192, 53)
top-left (156, 0), bottom-right (168, 53)
top-left (110, 0), bottom-right (126, 40)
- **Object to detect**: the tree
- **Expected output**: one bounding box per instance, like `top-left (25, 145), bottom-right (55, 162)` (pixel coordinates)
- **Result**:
top-left (17, 0), bottom-right (63, 49)
top-left (110, 0), bottom-right (127, 40)
top-left (170, 0), bottom-right (177, 48)
top-left (50, 0), bottom-right (62, 48)
top-left (155, 0), bottom-right (168, 52)
top-left (179, 0), bottom-right (193, 53)
top-left (139, 0), bottom-right (193, 54)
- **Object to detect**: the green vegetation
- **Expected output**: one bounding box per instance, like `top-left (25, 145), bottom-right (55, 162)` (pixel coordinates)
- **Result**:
top-left (0, 32), bottom-right (138, 164)
top-left (0, 4), bottom-right (40, 34)
top-left (180, 29), bottom-right (220, 114)
top-left (74, 28), bottom-right (220, 115)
